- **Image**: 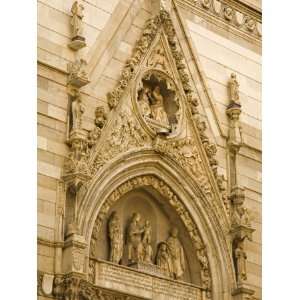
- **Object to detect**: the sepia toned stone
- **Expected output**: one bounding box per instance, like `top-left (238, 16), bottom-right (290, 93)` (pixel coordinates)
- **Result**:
top-left (38, 1), bottom-right (261, 299)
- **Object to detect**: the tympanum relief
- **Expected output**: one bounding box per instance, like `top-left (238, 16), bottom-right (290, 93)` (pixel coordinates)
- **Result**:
top-left (107, 210), bottom-right (187, 281)
top-left (136, 71), bottom-right (181, 136)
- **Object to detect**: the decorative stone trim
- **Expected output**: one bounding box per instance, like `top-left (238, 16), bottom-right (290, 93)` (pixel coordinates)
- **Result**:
top-left (89, 174), bottom-right (212, 297)
top-left (180, 0), bottom-right (261, 39)
top-left (53, 273), bottom-right (154, 300)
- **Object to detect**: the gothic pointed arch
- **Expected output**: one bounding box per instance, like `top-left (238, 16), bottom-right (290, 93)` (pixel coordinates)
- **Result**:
top-left (77, 152), bottom-right (234, 300)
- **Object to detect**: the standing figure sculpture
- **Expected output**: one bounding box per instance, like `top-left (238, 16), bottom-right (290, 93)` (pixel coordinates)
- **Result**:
top-left (70, 1), bottom-right (85, 39)
top-left (149, 86), bottom-right (169, 126)
top-left (235, 241), bottom-right (247, 284)
top-left (108, 212), bottom-right (123, 264)
top-left (228, 73), bottom-right (240, 105)
top-left (71, 90), bottom-right (85, 130)
top-left (156, 242), bottom-right (173, 277)
top-left (166, 227), bottom-right (185, 280)
top-left (138, 87), bottom-right (152, 118)
top-left (142, 220), bottom-right (153, 263)
top-left (127, 213), bottom-right (145, 264)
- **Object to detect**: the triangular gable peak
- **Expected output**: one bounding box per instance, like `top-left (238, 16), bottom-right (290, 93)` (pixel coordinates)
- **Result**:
top-left (86, 9), bottom-right (230, 227)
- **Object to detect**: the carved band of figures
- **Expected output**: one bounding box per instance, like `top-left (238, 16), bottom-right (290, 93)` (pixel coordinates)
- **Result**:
top-left (89, 175), bottom-right (212, 295)
top-left (186, 0), bottom-right (261, 39)
top-left (108, 211), bottom-right (185, 280)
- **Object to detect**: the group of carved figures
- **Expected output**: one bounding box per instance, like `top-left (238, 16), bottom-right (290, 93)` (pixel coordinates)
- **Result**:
top-left (108, 212), bottom-right (185, 280)
top-left (138, 85), bottom-right (170, 127)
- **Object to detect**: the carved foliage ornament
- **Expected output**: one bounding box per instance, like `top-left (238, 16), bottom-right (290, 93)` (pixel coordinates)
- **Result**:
top-left (86, 10), bottom-right (228, 214)
top-left (89, 175), bottom-right (212, 296)
top-left (107, 17), bottom-right (161, 110)
top-left (91, 109), bottom-right (150, 175)
top-left (53, 275), bottom-right (145, 300)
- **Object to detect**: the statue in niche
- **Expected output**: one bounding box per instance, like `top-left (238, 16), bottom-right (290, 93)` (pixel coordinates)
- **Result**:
top-left (71, 90), bottom-right (85, 130)
top-left (108, 212), bottom-right (123, 264)
top-left (228, 73), bottom-right (240, 105)
top-left (234, 241), bottom-right (247, 284)
top-left (166, 227), bottom-right (185, 280)
top-left (142, 220), bottom-right (153, 263)
top-left (138, 73), bottom-right (180, 134)
top-left (137, 87), bottom-right (152, 118)
top-left (156, 242), bottom-right (173, 277)
top-left (127, 212), bottom-right (145, 264)
top-left (70, 1), bottom-right (84, 39)
top-left (149, 86), bottom-right (169, 126)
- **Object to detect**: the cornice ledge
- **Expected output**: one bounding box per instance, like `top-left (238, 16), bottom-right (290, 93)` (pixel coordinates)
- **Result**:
top-left (175, 0), bottom-right (262, 40)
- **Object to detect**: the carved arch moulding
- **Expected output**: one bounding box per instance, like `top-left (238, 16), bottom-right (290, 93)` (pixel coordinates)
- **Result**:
top-left (87, 173), bottom-right (229, 300)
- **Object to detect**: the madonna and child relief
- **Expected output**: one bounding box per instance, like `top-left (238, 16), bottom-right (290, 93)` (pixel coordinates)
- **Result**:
top-left (107, 211), bottom-right (186, 280)
top-left (137, 72), bottom-right (180, 135)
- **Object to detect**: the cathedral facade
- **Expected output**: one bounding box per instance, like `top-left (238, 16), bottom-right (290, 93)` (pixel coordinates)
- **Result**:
top-left (37, 1), bottom-right (261, 299)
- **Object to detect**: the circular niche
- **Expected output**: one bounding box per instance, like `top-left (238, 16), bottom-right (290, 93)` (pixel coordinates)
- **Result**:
top-left (134, 70), bottom-right (183, 138)
top-left (94, 187), bottom-right (201, 285)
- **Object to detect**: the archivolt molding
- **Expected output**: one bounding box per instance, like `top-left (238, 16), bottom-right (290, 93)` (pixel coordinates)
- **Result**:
top-left (78, 153), bottom-right (235, 297)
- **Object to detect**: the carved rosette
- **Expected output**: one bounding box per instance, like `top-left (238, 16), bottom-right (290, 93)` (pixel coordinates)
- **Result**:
top-left (89, 175), bottom-right (212, 297)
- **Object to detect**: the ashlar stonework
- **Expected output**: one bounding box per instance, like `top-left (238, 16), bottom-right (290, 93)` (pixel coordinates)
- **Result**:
top-left (38, 0), bottom-right (261, 299)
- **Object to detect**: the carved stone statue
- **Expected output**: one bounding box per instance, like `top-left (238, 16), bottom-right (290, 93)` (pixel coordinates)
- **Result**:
top-left (156, 242), bottom-right (173, 277)
top-left (138, 87), bottom-right (152, 118)
top-left (142, 220), bottom-right (153, 263)
top-left (235, 241), bottom-right (247, 284)
top-left (142, 220), bottom-right (152, 245)
top-left (149, 86), bottom-right (169, 126)
top-left (70, 1), bottom-right (84, 39)
top-left (108, 212), bottom-right (123, 264)
top-left (127, 212), bottom-right (145, 264)
top-left (166, 227), bottom-right (185, 279)
top-left (228, 73), bottom-right (240, 105)
top-left (71, 91), bottom-right (85, 130)
top-left (232, 205), bottom-right (251, 228)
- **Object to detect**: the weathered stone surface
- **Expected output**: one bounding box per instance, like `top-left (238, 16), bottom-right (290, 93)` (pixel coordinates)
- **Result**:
top-left (37, 1), bottom-right (261, 299)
